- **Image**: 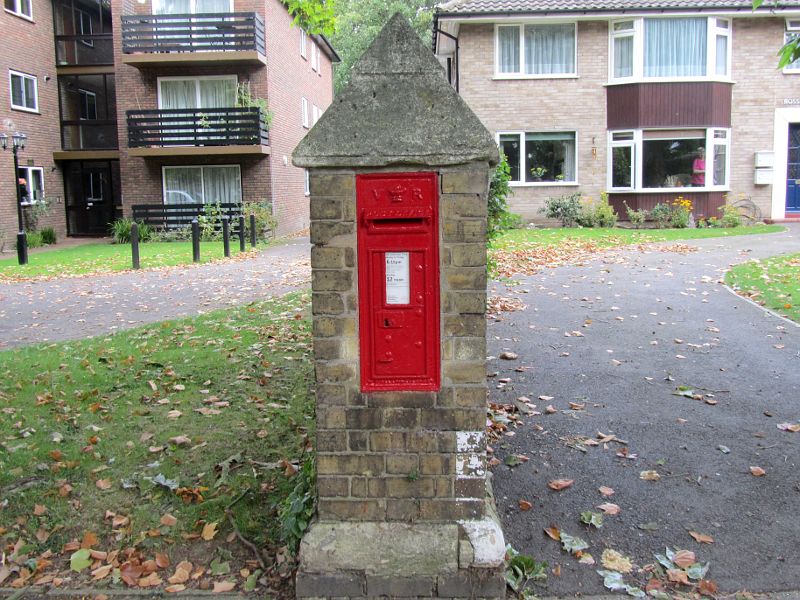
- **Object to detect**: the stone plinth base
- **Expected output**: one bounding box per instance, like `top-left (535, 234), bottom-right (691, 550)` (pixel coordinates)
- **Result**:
top-left (296, 517), bottom-right (505, 599)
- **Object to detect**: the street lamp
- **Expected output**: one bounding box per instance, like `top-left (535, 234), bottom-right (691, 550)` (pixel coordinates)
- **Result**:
top-left (0, 132), bottom-right (29, 265)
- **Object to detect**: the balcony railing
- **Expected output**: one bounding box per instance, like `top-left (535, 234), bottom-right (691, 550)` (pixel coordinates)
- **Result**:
top-left (121, 12), bottom-right (265, 55)
top-left (61, 121), bottom-right (119, 150)
top-left (56, 34), bottom-right (114, 66)
top-left (126, 107), bottom-right (269, 148)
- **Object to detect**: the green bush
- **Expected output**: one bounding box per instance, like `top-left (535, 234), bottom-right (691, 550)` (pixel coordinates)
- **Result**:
top-left (624, 201), bottom-right (647, 228)
top-left (670, 207), bottom-right (690, 228)
top-left (197, 203), bottom-right (224, 241)
top-left (488, 152), bottom-right (519, 240)
top-left (277, 459), bottom-right (315, 555)
top-left (247, 200), bottom-right (278, 241)
top-left (111, 218), bottom-right (152, 244)
top-left (151, 226), bottom-right (191, 242)
top-left (25, 230), bottom-right (44, 249)
top-left (648, 203), bottom-right (672, 229)
top-left (540, 192), bottom-right (582, 227)
top-left (40, 227), bottom-right (56, 245)
top-left (719, 204), bottom-right (742, 228)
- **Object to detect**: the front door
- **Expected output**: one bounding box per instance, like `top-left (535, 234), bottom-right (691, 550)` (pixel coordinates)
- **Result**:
top-left (65, 160), bottom-right (119, 236)
top-left (786, 124), bottom-right (800, 213)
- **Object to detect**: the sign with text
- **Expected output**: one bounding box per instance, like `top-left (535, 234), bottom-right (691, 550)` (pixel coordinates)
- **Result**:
top-left (385, 252), bottom-right (410, 304)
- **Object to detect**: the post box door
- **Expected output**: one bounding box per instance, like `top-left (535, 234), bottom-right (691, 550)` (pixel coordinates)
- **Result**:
top-left (357, 172), bottom-right (440, 392)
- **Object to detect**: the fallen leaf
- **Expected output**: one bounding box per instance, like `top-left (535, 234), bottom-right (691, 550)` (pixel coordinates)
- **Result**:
top-left (91, 564), bottom-right (113, 581)
top-left (95, 479), bottom-right (112, 490)
top-left (213, 581), bottom-right (236, 593)
top-left (165, 584), bottom-right (186, 593)
top-left (545, 404), bottom-right (556, 414)
top-left (597, 503), bottom-right (620, 516)
top-left (667, 568), bottom-right (690, 585)
top-left (580, 511), bottom-right (603, 528)
top-left (167, 410), bottom-right (182, 419)
top-left (518, 500), bottom-right (533, 511)
top-left (81, 531), bottom-right (98, 549)
top-left (160, 513), bottom-right (178, 527)
top-left (548, 479), bottom-right (573, 491)
top-left (543, 526), bottom-right (561, 541)
top-left (156, 553), bottom-right (171, 569)
top-left (138, 572), bottom-right (162, 587)
top-left (698, 579), bottom-right (719, 596)
top-left (560, 532), bottom-right (588, 553)
top-left (639, 470), bottom-right (661, 481)
top-left (750, 466), bottom-right (766, 477)
top-left (169, 435), bottom-right (191, 446)
top-left (70, 549), bottom-right (92, 572)
top-left (499, 351), bottom-right (518, 360)
top-left (167, 561), bottom-right (192, 584)
top-left (598, 486), bottom-right (615, 497)
top-left (777, 422), bottom-right (800, 432)
top-left (601, 549), bottom-right (633, 573)
top-left (689, 531), bottom-right (715, 544)
top-left (33, 504), bottom-right (47, 516)
top-left (673, 549), bottom-right (696, 569)
top-left (201, 521), bottom-right (219, 541)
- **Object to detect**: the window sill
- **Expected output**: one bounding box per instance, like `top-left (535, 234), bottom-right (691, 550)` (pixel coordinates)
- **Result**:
top-left (4, 8), bottom-right (33, 21)
top-left (494, 74), bottom-right (578, 81)
top-left (510, 181), bottom-right (579, 188)
top-left (608, 187), bottom-right (730, 193)
top-left (605, 76), bottom-right (735, 86)
top-left (11, 106), bottom-right (40, 114)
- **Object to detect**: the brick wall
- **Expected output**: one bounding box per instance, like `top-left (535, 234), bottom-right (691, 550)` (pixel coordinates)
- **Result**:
top-left (1, 0), bottom-right (67, 249)
top-left (263, 0), bottom-right (334, 236)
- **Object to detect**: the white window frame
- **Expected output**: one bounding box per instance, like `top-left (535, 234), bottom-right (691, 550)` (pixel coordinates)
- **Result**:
top-left (77, 8), bottom-right (93, 46)
top-left (9, 70), bottom-right (38, 113)
top-left (311, 40), bottom-right (319, 72)
top-left (157, 75), bottom-right (237, 109)
top-left (497, 130), bottom-right (579, 187)
top-left (152, 0), bottom-right (233, 14)
top-left (18, 166), bottom-right (44, 205)
top-left (607, 127), bottom-right (731, 192)
top-left (161, 164), bottom-right (242, 206)
top-left (608, 16), bottom-right (733, 83)
top-left (494, 22), bottom-right (578, 80)
top-left (301, 97), bottom-right (309, 128)
top-left (783, 19), bottom-right (800, 73)
top-left (300, 28), bottom-right (307, 59)
top-left (5, 0), bottom-right (32, 20)
top-left (312, 104), bottom-right (320, 125)
top-left (304, 169), bottom-right (310, 196)
top-left (79, 89), bottom-right (97, 120)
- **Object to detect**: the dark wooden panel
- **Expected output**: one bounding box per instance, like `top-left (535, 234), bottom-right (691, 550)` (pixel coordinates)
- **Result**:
top-left (609, 192), bottom-right (726, 220)
top-left (607, 82), bottom-right (732, 129)
top-left (126, 107), bottom-right (269, 148)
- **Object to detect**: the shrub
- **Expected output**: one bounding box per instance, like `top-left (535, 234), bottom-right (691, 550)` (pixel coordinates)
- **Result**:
top-left (111, 218), bottom-right (152, 244)
top-left (624, 201), bottom-right (647, 228)
top-left (247, 200), bottom-right (278, 241)
top-left (540, 192), bottom-right (582, 227)
top-left (669, 195), bottom-right (693, 229)
top-left (649, 203), bottom-right (672, 229)
top-left (197, 203), bottom-right (224, 242)
top-left (25, 230), bottom-right (44, 249)
top-left (40, 227), bottom-right (56, 245)
top-left (151, 226), bottom-right (191, 242)
top-left (488, 152), bottom-right (519, 240)
top-left (277, 459), bottom-right (315, 555)
top-left (719, 203), bottom-right (742, 228)
top-left (594, 192), bottom-right (617, 227)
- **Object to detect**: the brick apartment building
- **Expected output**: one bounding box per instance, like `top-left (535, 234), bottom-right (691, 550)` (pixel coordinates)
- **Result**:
top-left (1, 0), bottom-right (337, 246)
top-left (434, 0), bottom-right (800, 223)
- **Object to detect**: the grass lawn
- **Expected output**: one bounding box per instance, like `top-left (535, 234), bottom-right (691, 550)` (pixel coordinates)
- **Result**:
top-left (492, 224), bottom-right (784, 250)
top-left (0, 292), bottom-right (313, 593)
top-left (0, 241), bottom-right (266, 282)
top-left (726, 253), bottom-right (800, 323)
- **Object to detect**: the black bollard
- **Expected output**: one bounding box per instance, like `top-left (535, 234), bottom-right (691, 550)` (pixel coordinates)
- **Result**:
top-left (249, 213), bottom-right (257, 248)
top-left (191, 218), bottom-right (200, 263)
top-left (131, 222), bottom-right (140, 270)
top-left (238, 215), bottom-right (245, 252)
top-left (222, 215), bottom-right (230, 258)
top-left (17, 231), bottom-right (28, 266)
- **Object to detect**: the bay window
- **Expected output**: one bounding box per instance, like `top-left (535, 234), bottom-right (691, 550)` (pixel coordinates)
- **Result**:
top-left (163, 165), bottom-right (241, 206)
top-left (609, 17), bottom-right (731, 81)
top-left (496, 23), bottom-right (576, 77)
top-left (499, 131), bottom-right (577, 184)
top-left (609, 128), bottom-right (729, 190)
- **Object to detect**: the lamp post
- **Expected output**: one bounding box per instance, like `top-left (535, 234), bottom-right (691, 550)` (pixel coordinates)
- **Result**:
top-left (0, 132), bottom-right (29, 265)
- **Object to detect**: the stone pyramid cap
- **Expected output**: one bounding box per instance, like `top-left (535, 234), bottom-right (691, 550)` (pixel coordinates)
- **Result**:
top-left (293, 13), bottom-right (499, 168)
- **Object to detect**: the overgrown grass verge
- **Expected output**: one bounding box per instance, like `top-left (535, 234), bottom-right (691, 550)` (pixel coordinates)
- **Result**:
top-left (725, 253), bottom-right (800, 322)
top-left (0, 241), bottom-right (270, 282)
top-left (0, 292), bottom-right (313, 594)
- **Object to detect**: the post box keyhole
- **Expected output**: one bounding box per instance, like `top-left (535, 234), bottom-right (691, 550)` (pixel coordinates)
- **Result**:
top-left (384, 318), bottom-right (392, 327)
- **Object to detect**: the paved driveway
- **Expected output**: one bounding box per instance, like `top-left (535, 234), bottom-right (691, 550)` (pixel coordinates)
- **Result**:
top-left (488, 226), bottom-right (800, 596)
top-left (0, 238), bottom-right (310, 349)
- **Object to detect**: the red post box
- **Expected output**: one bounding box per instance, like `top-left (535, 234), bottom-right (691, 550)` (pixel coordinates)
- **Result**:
top-left (356, 172), bottom-right (440, 392)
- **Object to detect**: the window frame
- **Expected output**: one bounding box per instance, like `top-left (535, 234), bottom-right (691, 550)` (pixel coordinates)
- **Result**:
top-left (161, 164), bottom-right (242, 206)
top-left (607, 127), bottom-right (731, 192)
top-left (783, 19), bottom-right (800, 73)
top-left (497, 130), bottom-right (580, 187)
top-left (300, 28), bottom-right (307, 59)
top-left (311, 40), bottom-right (319, 72)
top-left (77, 8), bottom-right (94, 47)
top-left (304, 169), bottom-right (310, 196)
top-left (18, 166), bottom-right (44, 205)
top-left (79, 89), bottom-right (97, 120)
top-left (494, 22), bottom-right (578, 79)
top-left (608, 16), bottom-right (733, 83)
top-left (4, 0), bottom-right (32, 20)
top-left (156, 74), bottom-right (238, 109)
top-left (301, 97), bottom-right (309, 128)
top-left (9, 70), bottom-right (38, 113)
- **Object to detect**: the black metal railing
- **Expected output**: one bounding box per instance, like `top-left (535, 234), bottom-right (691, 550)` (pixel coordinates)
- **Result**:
top-left (55, 34), bottom-right (114, 66)
top-left (126, 107), bottom-right (269, 148)
top-left (132, 202), bottom-right (242, 231)
top-left (121, 12), bottom-right (265, 55)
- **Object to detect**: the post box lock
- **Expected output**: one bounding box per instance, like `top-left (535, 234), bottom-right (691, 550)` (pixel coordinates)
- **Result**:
top-left (357, 172), bottom-right (440, 392)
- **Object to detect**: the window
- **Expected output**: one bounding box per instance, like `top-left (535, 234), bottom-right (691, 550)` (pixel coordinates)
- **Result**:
top-left (498, 131), bottom-right (577, 184)
top-left (300, 28), bottom-right (307, 59)
top-left (18, 166), bottom-right (44, 204)
top-left (157, 76), bottom-right (236, 109)
top-left (312, 104), bottom-right (320, 125)
top-left (304, 169), bottom-right (310, 195)
top-left (301, 97), bottom-right (309, 128)
top-left (162, 165), bottom-right (241, 206)
top-left (153, 0), bottom-right (232, 15)
top-left (77, 9), bottom-right (93, 46)
top-left (311, 41), bottom-right (319, 72)
top-left (608, 128), bottom-right (729, 190)
top-left (5, 0), bottom-right (32, 19)
top-left (83, 172), bottom-right (103, 201)
top-left (79, 89), bottom-right (97, 120)
top-left (9, 70), bottom-right (38, 112)
top-left (784, 19), bottom-right (800, 72)
top-left (609, 17), bottom-right (731, 81)
top-left (496, 23), bottom-right (576, 77)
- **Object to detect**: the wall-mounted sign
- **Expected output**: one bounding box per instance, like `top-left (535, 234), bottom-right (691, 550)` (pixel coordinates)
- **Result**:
top-left (783, 98), bottom-right (800, 105)
top-left (385, 252), bottom-right (410, 305)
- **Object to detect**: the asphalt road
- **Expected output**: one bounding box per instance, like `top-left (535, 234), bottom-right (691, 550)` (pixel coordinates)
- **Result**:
top-left (488, 226), bottom-right (800, 596)
top-left (0, 237), bottom-right (311, 349)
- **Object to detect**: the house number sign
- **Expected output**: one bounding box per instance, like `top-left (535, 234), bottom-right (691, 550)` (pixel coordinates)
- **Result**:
top-left (385, 252), bottom-right (410, 304)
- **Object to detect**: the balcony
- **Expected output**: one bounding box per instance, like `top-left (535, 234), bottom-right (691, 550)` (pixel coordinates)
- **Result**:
top-left (121, 13), bottom-right (266, 68)
top-left (126, 107), bottom-right (270, 157)
top-left (56, 34), bottom-right (114, 69)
